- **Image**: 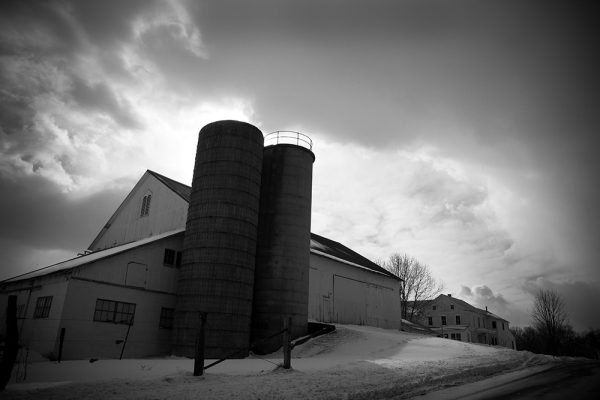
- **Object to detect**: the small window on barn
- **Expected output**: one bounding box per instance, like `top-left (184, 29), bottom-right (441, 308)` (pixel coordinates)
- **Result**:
top-left (140, 194), bottom-right (152, 217)
top-left (159, 307), bottom-right (175, 329)
top-left (94, 299), bottom-right (136, 325)
top-left (33, 296), bottom-right (53, 318)
top-left (163, 249), bottom-right (176, 266)
top-left (455, 315), bottom-right (461, 325)
top-left (441, 316), bottom-right (447, 325)
top-left (428, 316), bottom-right (433, 326)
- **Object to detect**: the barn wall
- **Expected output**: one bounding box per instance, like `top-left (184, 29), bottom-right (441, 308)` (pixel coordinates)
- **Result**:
top-left (59, 279), bottom-right (176, 360)
top-left (91, 174), bottom-right (188, 251)
top-left (308, 253), bottom-right (401, 329)
top-left (74, 234), bottom-right (183, 293)
top-left (0, 277), bottom-right (69, 360)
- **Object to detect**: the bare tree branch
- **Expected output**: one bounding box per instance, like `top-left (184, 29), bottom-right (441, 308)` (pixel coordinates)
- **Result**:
top-left (380, 253), bottom-right (444, 321)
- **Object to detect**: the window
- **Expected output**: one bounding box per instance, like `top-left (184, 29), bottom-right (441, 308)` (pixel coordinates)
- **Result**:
top-left (492, 321), bottom-right (497, 329)
top-left (450, 333), bottom-right (461, 341)
top-left (159, 307), bottom-right (175, 329)
top-left (502, 322), bottom-right (505, 330)
top-left (432, 305), bottom-right (437, 310)
top-left (94, 299), bottom-right (136, 324)
top-left (33, 296), bottom-right (52, 318)
top-left (163, 249), bottom-right (176, 265)
top-left (478, 318), bottom-right (481, 328)
top-left (428, 316), bottom-right (433, 326)
top-left (450, 304), bottom-right (454, 310)
top-left (140, 194), bottom-right (152, 217)
top-left (455, 315), bottom-right (461, 325)
top-left (441, 316), bottom-right (447, 325)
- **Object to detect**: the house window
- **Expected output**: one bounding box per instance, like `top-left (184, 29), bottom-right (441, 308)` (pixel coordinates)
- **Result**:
top-left (428, 316), bottom-right (433, 326)
top-left (455, 315), bottom-right (461, 325)
top-left (450, 304), bottom-right (454, 310)
top-left (159, 307), bottom-right (175, 329)
top-left (478, 318), bottom-right (481, 328)
top-left (33, 296), bottom-right (53, 318)
top-left (441, 316), bottom-right (447, 325)
top-left (93, 299), bottom-right (136, 325)
top-left (432, 305), bottom-right (437, 310)
top-left (163, 249), bottom-right (176, 265)
top-left (492, 321), bottom-right (497, 329)
top-left (140, 194), bottom-right (152, 217)
top-left (502, 322), bottom-right (505, 330)
top-left (450, 333), bottom-right (461, 341)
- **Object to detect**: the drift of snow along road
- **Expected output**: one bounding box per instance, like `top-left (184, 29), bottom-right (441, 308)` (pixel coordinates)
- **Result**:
top-left (4, 324), bottom-right (558, 399)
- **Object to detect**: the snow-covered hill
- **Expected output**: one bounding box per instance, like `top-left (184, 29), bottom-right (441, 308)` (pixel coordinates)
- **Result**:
top-left (4, 324), bottom-right (557, 399)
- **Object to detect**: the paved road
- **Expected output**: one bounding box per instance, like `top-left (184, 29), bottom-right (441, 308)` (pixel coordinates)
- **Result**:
top-left (414, 360), bottom-right (600, 399)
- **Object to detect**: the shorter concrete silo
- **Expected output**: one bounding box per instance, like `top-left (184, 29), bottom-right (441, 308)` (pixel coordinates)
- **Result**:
top-left (251, 131), bottom-right (315, 354)
top-left (173, 120), bottom-right (264, 358)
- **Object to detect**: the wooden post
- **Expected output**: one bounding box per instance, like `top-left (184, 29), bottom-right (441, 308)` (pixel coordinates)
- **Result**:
top-left (119, 320), bottom-right (133, 360)
top-left (57, 328), bottom-right (66, 363)
top-left (0, 296), bottom-right (18, 390)
top-left (282, 316), bottom-right (291, 369)
top-left (194, 312), bottom-right (207, 376)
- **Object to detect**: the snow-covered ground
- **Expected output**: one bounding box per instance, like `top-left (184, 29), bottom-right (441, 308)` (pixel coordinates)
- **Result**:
top-left (3, 324), bottom-right (558, 399)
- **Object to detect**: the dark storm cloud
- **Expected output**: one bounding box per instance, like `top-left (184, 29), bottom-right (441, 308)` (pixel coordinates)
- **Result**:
top-left (0, 174), bottom-right (128, 251)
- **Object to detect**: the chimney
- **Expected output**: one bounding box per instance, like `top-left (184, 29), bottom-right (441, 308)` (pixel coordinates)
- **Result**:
top-left (447, 294), bottom-right (452, 297)
top-left (485, 306), bottom-right (488, 312)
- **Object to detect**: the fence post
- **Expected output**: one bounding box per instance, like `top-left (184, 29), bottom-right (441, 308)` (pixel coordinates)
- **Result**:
top-left (194, 312), bottom-right (207, 376)
top-left (283, 316), bottom-right (291, 369)
top-left (0, 296), bottom-right (18, 390)
top-left (57, 328), bottom-right (66, 363)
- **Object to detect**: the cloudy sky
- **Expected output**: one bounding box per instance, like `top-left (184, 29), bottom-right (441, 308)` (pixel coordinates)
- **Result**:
top-left (1, 0), bottom-right (598, 331)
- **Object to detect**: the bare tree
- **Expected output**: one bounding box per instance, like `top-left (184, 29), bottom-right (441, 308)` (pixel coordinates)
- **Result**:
top-left (531, 289), bottom-right (567, 355)
top-left (381, 253), bottom-right (444, 321)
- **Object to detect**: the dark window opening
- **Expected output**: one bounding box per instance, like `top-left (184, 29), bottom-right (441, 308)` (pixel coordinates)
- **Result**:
top-left (450, 304), bottom-right (454, 310)
top-left (163, 248), bottom-right (176, 265)
top-left (432, 305), bottom-right (437, 310)
top-left (455, 315), bottom-right (461, 325)
top-left (450, 333), bottom-right (461, 341)
top-left (94, 299), bottom-right (136, 325)
top-left (441, 316), bottom-right (447, 325)
top-left (492, 321), bottom-right (497, 329)
top-left (159, 307), bottom-right (175, 329)
top-left (428, 316), bottom-right (433, 326)
top-left (33, 296), bottom-right (53, 318)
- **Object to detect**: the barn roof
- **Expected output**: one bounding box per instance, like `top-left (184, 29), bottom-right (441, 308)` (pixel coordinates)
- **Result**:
top-left (1, 230), bottom-right (185, 285)
top-left (3, 171), bottom-right (397, 285)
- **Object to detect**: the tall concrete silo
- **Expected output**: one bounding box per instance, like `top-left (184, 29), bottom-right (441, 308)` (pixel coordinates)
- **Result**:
top-left (251, 131), bottom-right (315, 354)
top-left (173, 120), bottom-right (264, 358)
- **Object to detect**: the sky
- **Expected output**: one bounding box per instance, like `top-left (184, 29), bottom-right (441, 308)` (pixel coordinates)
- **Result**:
top-left (1, 0), bottom-right (599, 331)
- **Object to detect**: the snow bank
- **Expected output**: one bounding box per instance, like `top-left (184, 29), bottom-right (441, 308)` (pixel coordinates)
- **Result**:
top-left (3, 324), bottom-right (557, 399)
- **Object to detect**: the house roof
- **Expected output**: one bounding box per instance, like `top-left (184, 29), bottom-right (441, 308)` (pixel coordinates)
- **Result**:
top-left (436, 294), bottom-right (509, 322)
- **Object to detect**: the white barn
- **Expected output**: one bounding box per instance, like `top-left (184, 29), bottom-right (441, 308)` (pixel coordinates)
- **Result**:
top-left (0, 170), bottom-right (401, 360)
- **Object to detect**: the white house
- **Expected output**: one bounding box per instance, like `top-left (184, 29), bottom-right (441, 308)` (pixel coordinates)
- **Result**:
top-left (0, 170), bottom-right (402, 360)
top-left (418, 294), bottom-right (515, 349)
